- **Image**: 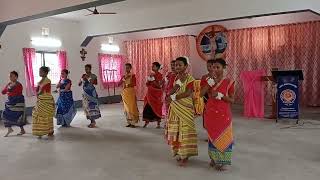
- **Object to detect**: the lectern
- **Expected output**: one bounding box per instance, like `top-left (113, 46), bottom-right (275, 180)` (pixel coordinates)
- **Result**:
top-left (272, 70), bottom-right (303, 123)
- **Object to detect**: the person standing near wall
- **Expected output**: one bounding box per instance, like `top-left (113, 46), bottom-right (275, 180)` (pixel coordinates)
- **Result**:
top-left (1, 71), bottom-right (26, 137)
top-left (78, 64), bottom-right (101, 128)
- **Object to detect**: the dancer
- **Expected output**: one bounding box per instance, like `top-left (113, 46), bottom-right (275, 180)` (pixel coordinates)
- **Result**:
top-left (78, 64), bottom-right (101, 128)
top-left (32, 66), bottom-right (55, 138)
top-left (163, 60), bottom-right (177, 116)
top-left (166, 56), bottom-right (198, 167)
top-left (143, 62), bottom-right (163, 128)
top-left (200, 60), bottom-right (215, 138)
top-left (200, 58), bottom-right (235, 171)
top-left (55, 69), bottom-right (77, 127)
top-left (1, 71), bottom-right (26, 137)
top-left (119, 63), bottom-right (139, 128)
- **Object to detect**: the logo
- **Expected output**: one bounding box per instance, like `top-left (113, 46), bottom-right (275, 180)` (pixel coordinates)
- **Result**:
top-left (280, 89), bottom-right (296, 105)
top-left (196, 25), bottom-right (228, 61)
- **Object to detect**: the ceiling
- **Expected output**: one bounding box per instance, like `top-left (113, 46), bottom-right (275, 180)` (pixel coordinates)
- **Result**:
top-left (53, 0), bottom-right (192, 21)
top-left (94, 11), bottom-right (320, 42)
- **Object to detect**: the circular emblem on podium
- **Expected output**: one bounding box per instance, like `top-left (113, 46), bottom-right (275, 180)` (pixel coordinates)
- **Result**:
top-left (280, 89), bottom-right (296, 104)
top-left (196, 25), bottom-right (228, 61)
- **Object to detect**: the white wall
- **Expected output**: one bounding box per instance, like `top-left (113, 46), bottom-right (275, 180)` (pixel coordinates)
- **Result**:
top-left (0, 18), bottom-right (109, 109)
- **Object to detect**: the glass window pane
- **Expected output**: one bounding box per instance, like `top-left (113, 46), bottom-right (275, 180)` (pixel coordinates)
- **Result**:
top-left (44, 53), bottom-right (60, 84)
top-left (33, 53), bottom-right (43, 85)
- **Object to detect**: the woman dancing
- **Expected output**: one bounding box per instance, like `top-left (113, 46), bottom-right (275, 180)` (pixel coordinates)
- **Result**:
top-left (55, 69), bottom-right (77, 127)
top-left (32, 66), bottom-right (55, 138)
top-left (166, 56), bottom-right (198, 166)
top-left (1, 71), bottom-right (26, 137)
top-left (78, 64), bottom-right (101, 128)
top-left (200, 58), bottom-right (235, 171)
top-left (119, 63), bottom-right (139, 128)
top-left (143, 62), bottom-right (163, 128)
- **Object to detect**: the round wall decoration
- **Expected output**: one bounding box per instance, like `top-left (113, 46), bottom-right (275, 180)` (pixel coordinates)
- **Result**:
top-left (196, 25), bottom-right (228, 61)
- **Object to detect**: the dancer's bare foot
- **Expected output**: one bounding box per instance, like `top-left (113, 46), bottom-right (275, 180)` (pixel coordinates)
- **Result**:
top-left (88, 123), bottom-right (96, 128)
top-left (17, 130), bottom-right (26, 136)
top-left (4, 128), bottom-right (14, 137)
top-left (215, 165), bottom-right (227, 171)
top-left (143, 123), bottom-right (148, 128)
top-left (209, 160), bottom-right (216, 167)
top-left (156, 121), bottom-right (161, 129)
top-left (178, 158), bottom-right (188, 167)
top-left (48, 132), bottom-right (54, 137)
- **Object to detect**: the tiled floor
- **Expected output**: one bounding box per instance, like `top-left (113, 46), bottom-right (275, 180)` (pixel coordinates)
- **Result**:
top-left (0, 103), bottom-right (319, 180)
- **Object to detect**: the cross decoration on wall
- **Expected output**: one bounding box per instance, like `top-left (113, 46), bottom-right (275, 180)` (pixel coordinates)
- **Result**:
top-left (80, 48), bottom-right (87, 61)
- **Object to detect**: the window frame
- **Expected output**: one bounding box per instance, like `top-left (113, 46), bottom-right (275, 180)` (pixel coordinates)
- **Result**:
top-left (35, 51), bottom-right (59, 85)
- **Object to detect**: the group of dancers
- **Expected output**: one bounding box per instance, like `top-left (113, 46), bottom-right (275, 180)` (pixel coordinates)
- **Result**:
top-left (120, 56), bottom-right (235, 170)
top-left (1, 56), bottom-right (235, 171)
top-left (1, 64), bottom-right (101, 138)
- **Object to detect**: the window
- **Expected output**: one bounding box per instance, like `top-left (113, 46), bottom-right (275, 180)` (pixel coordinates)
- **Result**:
top-left (98, 53), bottom-right (124, 89)
top-left (33, 52), bottom-right (61, 85)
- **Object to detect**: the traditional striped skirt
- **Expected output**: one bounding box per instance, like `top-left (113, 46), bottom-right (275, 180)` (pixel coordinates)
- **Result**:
top-left (32, 94), bottom-right (55, 136)
top-left (166, 98), bottom-right (198, 159)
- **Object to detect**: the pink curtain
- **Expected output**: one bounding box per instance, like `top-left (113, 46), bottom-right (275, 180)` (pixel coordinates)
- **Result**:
top-left (22, 48), bottom-right (36, 97)
top-left (98, 53), bottom-right (124, 89)
top-left (124, 35), bottom-right (190, 100)
top-left (240, 70), bottom-right (266, 118)
top-left (57, 50), bottom-right (68, 70)
top-left (226, 21), bottom-right (320, 106)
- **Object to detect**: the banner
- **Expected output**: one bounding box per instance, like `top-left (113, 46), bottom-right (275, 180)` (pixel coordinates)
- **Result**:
top-left (277, 76), bottom-right (299, 119)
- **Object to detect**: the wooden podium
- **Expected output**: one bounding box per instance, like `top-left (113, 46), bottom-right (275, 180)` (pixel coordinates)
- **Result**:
top-left (261, 75), bottom-right (277, 119)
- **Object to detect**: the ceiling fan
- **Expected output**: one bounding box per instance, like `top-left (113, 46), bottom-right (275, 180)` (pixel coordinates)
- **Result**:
top-left (85, 7), bottom-right (117, 16)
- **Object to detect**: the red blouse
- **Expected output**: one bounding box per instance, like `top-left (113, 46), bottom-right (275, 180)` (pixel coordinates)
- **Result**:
top-left (165, 72), bottom-right (177, 95)
top-left (122, 74), bottom-right (136, 87)
top-left (146, 72), bottom-right (163, 89)
top-left (2, 82), bottom-right (23, 97)
top-left (200, 74), bottom-right (210, 87)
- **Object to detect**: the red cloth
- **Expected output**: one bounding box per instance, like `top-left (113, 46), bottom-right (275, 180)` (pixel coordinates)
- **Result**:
top-left (144, 72), bottom-right (163, 118)
top-left (39, 83), bottom-right (51, 94)
top-left (226, 21), bottom-right (320, 106)
top-left (146, 72), bottom-right (163, 88)
top-left (240, 70), bottom-right (266, 118)
top-left (200, 74), bottom-right (210, 88)
top-left (204, 79), bottom-right (235, 152)
top-left (98, 53), bottom-right (124, 89)
top-left (124, 35), bottom-right (190, 100)
top-left (2, 82), bottom-right (23, 97)
top-left (165, 72), bottom-right (176, 96)
top-left (130, 74), bottom-right (136, 87)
